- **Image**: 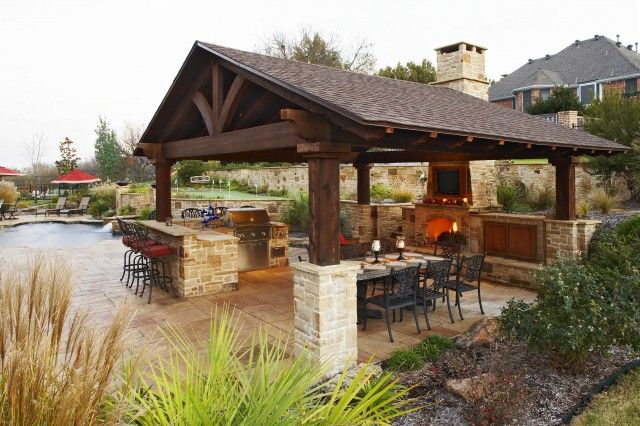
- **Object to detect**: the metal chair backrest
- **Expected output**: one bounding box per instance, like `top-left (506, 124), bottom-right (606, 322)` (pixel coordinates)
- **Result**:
top-left (426, 259), bottom-right (453, 289)
top-left (390, 265), bottom-right (420, 296)
top-left (181, 208), bottom-right (202, 219)
top-left (148, 210), bottom-right (156, 220)
top-left (434, 240), bottom-right (461, 260)
top-left (458, 254), bottom-right (485, 283)
top-left (340, 243), bottom-right (361, 260)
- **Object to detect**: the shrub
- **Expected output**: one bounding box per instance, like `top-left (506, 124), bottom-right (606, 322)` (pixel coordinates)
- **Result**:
top-left (499, 258), bottom-right (640, 365)
top-left (529, 186), bottom-right (555, 210)
top-left (175, 160), bottom-right (205, 184)
top-left (392, 189), bottom-right (414, 203)
top-left (386, 348), bottom-right (424, 371)
top-left (118, 204), bottom-right (135, 215)
top-left (138, 207), bottom-right (154, 220)
top-left (87, 183), bottom-right (117, 218)
top-left (577, 199), bottom-right (590, 219)
top-left (616, 214), bottom-right (640, 239)
top-left (371, 183), bottom-right (393, 203)
top-left (126, 183), bottom-right (151, 194)
top-left (0, 257), bottom-right (132, 424)
top-left (339, 209), bottom-right (353, 238)
top-left (282, 191), bottom-right (309, 232)
top-left (0, 180), bottom-right (19, 204)
top-left (590, 187), bottom-right (621, 214)
top-left (128, 306), bottom-right (415, 424)
top-left (496, 179), bottom-right (525, 212)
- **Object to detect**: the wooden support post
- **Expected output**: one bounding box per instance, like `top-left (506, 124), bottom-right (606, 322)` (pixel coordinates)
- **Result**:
top-left (153, 159), bottom-right (172, 222)
top-left (355, 163), bottom-right (372, 205)
top-left (554, 156), bottom-right (576, 220)
top-left (299, 142), bottom-right (351, 266)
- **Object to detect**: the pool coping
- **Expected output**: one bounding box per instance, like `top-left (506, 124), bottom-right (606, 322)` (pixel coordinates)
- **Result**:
top-left (0, 216), bottom-right (103, 228)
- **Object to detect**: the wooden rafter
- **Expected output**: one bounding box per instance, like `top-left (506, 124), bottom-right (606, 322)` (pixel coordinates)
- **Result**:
top-left (191, 91), bottom-right (214, 135)
top-left (211, 62), bottom-right (223, 132)
top-left (217, 75), bottom-right (248, 133)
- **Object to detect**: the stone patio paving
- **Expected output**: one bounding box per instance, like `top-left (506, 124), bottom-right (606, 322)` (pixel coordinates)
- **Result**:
top-left (1, 223), bottom-right (537, 362)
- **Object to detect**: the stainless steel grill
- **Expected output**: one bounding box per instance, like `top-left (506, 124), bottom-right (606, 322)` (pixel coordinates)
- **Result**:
top-left (222, 208), bottom-right (271, 271)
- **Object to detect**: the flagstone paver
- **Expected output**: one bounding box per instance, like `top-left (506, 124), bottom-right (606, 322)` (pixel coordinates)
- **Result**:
top-left (1, 236), bottom-right (536, 362)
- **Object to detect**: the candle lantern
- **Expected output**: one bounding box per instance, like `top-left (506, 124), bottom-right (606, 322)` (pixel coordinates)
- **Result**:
top-left (452, 222), bottom-right (458, 233)
top-left (395, 236), bottom-right (406, 261)
top-left (371, 239), bottom-right (381, 263)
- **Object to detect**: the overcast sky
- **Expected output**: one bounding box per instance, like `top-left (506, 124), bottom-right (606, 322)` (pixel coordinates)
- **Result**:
top-left (1, 0), bottom-right (639, 169)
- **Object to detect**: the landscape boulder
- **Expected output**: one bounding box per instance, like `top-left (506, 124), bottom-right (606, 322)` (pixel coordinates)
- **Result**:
top-left (454, 316), bottom-right (500, 349)
top-left (445, 373), bottom-right (495, 402)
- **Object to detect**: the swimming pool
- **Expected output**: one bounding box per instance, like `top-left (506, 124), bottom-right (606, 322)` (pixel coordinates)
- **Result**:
top-left (0, 223), bottom-right (117, 249)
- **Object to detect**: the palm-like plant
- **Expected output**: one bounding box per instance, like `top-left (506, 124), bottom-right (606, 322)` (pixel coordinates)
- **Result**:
top-left (130, 307), bottom-right (416, 425)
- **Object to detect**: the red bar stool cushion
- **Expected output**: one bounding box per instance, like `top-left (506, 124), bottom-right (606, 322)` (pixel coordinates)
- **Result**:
top-left (142, 244), bottom-right (174, 257)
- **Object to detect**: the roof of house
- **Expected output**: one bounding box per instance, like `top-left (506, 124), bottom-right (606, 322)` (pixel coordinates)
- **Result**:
top-left (489, 36), bottom-right (640, 101)
top-left (140, 42), bottom-right (627, 152)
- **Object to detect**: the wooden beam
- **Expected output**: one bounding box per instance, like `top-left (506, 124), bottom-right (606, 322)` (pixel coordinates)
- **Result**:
top-left (217, 75), bottom-right (248, 133)
top-left (191, 91), bottom-right (214, 135)
top-left (356, 147), bottom-right (557, 163)
top-left (281, 109), bottom-right (332, 141)
top-left (234, 91), bottom-right (276, 129)
top-left (554, 156), bottom-right (576, 220)
top-left (152, 160), bottom-right (172, 222)
top-left (161, 121), bottom-right (304, 160)
top-left (355, 163), bottom-right (372, 205)
top-left (134, 142), bottom-right (162, 159)
top-left (211, 62), bottom-right (223, 133)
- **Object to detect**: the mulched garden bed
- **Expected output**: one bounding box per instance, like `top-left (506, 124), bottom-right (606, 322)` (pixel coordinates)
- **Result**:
top-left (393, 337), bottom-right (637, 425)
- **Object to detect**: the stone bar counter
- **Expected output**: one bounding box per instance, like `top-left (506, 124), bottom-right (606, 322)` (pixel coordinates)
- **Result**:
top-left (140, 220), bottom-right (239, 297)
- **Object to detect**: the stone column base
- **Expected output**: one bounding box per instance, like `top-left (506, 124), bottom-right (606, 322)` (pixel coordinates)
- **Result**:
top-left (293, 261), bottom-right (360, 376)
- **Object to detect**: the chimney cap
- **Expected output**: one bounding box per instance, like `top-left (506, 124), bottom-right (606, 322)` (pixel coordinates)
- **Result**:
top-left (434, 41), bottom-right (487, 54)
top-left (575, 39), bottom-right (581, 45)
top-left (594, 34), bottom-right (600, 40)
top-left (545, 54), bottom-right (551, 59)
top-left (528, 59), bottom-right (533, 64)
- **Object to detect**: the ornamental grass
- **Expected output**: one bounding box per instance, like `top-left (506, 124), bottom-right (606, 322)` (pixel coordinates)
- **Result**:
top-left (0, 257), bottom-right (133, 425)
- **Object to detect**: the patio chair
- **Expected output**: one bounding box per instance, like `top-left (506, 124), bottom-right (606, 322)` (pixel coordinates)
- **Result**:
top-left (181, 207), bottom-right (202, 225)
top-left (339, 232), bottom-right (358, 246)
top-left (434, 240), bottom-right (462, 276)
top-left (365, 264), bottom-right (422, 342)
top-left (416, 259), bottom-right (455, 329)
top-left (40, 196), bottom-right (66, 217)
top-left (0, 200), bottom-right (3, 220)
top-left (445, 254), bottom-right (486, 320)
top-left (1, 199), bottom-right (19, 220)
top-left (60, 196), bottom-right (90, 216)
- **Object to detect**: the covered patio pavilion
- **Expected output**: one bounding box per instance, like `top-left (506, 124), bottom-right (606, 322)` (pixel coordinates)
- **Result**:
top-left (135, 41), bottom-right (626, 373)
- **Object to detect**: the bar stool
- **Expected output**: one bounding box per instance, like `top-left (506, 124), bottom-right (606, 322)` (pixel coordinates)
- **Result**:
top-left (138, 243), bottom-right (176, 304)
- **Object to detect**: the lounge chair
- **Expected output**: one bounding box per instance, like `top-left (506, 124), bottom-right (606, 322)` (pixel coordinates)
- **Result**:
top-left (37, 196), bottom-right (66, 217)
top-left (60, 196), bottom-right (90, 216)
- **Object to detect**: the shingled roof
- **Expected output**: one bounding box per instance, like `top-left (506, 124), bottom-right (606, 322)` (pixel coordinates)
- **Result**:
top-left (490, 35), bottom-right (640, 101)
top-left (141, 42), bottom-right (626, 153)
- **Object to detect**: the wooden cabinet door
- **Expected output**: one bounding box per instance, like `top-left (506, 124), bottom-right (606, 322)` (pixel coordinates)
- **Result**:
top-left (484, 222), bottom-right (537, 262)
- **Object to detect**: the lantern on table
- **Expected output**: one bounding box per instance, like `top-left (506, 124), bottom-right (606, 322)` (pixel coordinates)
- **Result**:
top-left (396, 236), bottom-right (406, 261)
top-left (371, 239), bottom-right (381, 263)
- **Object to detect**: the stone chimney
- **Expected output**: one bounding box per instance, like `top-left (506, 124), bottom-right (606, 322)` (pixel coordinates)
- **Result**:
top-left (431, 41), bottom-right (490, 100)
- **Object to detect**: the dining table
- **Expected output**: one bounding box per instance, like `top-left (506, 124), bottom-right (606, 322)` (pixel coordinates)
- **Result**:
top-left (355, 252), bottom-right (446, 323)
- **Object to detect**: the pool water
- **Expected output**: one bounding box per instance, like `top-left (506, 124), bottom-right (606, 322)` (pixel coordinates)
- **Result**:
top-left (0, 223), bottom-right (117, 249)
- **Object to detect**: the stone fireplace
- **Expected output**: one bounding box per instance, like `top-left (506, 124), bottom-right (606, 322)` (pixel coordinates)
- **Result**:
top-left (413, 203), bottom-right (471, 244)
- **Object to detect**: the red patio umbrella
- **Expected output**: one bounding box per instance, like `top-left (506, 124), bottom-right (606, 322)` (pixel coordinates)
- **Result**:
top-left (0, 166), bottom-right (24, 177)
top-left (51, 170), bottom-right (101, 184)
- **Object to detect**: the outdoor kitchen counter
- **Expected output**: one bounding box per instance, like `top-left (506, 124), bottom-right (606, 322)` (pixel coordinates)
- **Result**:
top-left (140, 221), bottom-right (239, 298)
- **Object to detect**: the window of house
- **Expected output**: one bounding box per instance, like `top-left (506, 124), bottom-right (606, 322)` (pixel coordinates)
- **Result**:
top-left (625, 78), bottom-right (638, 95)
top-left (580, 85), bottom-right (594, 104)
top-left (539, 88), bottom-right (551, 100)
top-left (522, 90), bottom-right (532, 111)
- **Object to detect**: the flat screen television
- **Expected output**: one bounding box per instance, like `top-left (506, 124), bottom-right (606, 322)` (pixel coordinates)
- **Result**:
top-left (436, 170), bottom-right (461, 195)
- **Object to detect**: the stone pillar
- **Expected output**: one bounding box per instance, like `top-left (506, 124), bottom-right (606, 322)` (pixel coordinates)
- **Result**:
top-left (545, 219), bottom-right (578, 263)
top-left (293, 261), bottom-right (360, 376)
top-left (355, 163), bottom-right (372, 205)
top-left (153, 160), bottom-right (172, 222)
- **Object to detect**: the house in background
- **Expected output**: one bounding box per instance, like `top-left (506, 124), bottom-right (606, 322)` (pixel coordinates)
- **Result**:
top-left (490, 35), bottom-right (640, 112)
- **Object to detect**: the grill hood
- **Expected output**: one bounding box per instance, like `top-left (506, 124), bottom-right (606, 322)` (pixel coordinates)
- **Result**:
top-left (222, 208), bottom-right (270, 227)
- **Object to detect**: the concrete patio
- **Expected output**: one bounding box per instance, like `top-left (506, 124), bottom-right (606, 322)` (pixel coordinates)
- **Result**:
top-left (1, 236), bottom-right (536, 362)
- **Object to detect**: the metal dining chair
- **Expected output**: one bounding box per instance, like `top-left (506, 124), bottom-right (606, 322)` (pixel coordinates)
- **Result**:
top-left (446, 254), bottom-right (486, 320)
top-left (416, 259), bottom-right (455, 329)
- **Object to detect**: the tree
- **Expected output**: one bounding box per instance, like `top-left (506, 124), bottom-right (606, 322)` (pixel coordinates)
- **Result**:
top-left (120, 122), bottom-right (152, 182)
top-left (22, 132), bottom-right (47, 199)
top-left (527, 86), bottom-right (584, 114)
top-left (262, 27), bottom-right (375, 73)
top-left (55, 137), bottom-right (80, 175)
top-left (584, 90), bottom-right (640, 199)
top-left (376, 59), bottom-right (437, 84)
top-left (94, 116), bottom-right (123, 182)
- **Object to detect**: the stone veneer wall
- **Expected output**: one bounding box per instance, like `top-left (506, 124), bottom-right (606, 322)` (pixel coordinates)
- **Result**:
top-left (144, 226), bottom-right (239, 297)
top-left (339, 201), bottom-right (411, 241)
top-left (292, 261), bottom-right (360, 376)
top-left (544, 220), bottom-right (599, 263)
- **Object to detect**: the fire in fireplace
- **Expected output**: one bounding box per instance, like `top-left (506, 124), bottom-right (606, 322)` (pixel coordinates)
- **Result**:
top-left (426, 217), bottom-right (458, 241)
